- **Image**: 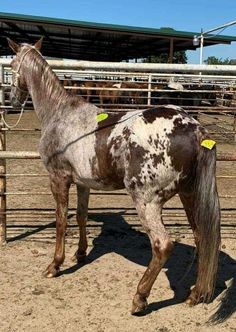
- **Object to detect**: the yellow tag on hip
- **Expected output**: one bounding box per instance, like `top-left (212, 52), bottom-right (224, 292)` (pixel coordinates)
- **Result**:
top-left (96, 113), bottom-right (109, 122)
top-left (201, 139), bottom-right (216, 150)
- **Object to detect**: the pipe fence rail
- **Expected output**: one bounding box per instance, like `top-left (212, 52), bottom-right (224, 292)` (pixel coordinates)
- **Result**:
top-left (0, 59), bottom-right (236, 244)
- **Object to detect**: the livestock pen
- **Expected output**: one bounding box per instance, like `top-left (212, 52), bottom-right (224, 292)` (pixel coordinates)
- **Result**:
top-left (0, 60), bottom-right (236, 245)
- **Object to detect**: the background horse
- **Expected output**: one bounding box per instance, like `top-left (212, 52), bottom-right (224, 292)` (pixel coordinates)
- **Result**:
top-left (8, 38), bottom-right (220, 315)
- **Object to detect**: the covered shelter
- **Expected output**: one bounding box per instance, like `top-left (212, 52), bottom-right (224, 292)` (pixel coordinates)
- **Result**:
top-left (0, 12), bottom-right (236, 61)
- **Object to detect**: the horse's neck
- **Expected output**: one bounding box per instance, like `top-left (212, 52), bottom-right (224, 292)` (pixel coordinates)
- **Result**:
top-left (24, 56), bottom-right (69, 127)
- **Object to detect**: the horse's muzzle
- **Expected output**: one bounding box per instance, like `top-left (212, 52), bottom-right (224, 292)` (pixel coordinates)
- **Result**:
top-left (10, 88), bottom-right (24, 109)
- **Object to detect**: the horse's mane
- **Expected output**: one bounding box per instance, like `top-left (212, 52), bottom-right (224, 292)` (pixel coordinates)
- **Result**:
top-left (23, 45), bottom-right (83, 108)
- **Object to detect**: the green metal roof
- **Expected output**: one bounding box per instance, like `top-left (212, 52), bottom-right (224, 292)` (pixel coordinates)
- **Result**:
top-left (0, 11), bottom-right (235, 61)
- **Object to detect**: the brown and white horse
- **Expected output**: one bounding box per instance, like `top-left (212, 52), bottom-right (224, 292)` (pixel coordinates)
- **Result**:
top-left (8, 38), bottom-right (221, 314)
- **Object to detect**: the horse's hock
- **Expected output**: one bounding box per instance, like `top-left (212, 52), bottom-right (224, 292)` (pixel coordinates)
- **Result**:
top-left (0, 59), bottom-right (236, 244)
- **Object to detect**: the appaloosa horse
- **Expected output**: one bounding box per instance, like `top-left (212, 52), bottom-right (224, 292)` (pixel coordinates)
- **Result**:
top-left (7, 38), bottom-right (221, 314)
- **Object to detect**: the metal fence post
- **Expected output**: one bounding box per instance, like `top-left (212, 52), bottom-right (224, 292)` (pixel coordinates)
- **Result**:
top-left (147, 74), bottom-right (152, 106)
top-left (0, 64), bottom-right (6, 245)
top-left (234, 115), bottom-right (236, 143)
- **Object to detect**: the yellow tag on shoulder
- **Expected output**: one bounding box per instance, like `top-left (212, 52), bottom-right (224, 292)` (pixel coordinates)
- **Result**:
top-left (96, 113), bottom-right (109, 122)
top-left (201, 139), bottom-right (216, 150)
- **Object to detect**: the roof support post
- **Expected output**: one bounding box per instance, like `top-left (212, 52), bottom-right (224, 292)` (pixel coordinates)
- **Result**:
top-left (168, 38), bottom-right (174, 63)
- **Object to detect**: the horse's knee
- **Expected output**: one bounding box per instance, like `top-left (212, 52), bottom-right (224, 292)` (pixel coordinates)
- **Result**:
top-left (153, 238), bottom-right (174, 261)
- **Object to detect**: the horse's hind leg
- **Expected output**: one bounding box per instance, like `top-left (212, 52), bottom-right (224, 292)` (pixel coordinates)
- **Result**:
top-left (131, 198), bottom-right (174, 314)
top-left (72, 185), bottom-right (90, 263)
top-left (43, 174), bottom-right (71, 278)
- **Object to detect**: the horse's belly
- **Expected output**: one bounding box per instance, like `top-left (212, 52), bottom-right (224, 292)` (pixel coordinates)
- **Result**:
top-left (71, 160), bottom-right (125, 190)
top-left (73, 175), bottom-right (125, 191)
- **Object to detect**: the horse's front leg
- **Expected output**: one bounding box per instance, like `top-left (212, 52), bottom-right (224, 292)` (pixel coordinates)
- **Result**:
top-left (72, 184), bottom-right (90, 263)
top-left (43, 173), bottom-right (71, 278)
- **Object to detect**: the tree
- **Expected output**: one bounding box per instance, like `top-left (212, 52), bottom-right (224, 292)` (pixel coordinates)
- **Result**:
top-left (142, 51), bottom-right (187, 64)
top-left (204, 56), bottom-right (236, 65)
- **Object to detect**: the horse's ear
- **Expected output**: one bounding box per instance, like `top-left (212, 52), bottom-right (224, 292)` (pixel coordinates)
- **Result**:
top-left (34, 36), bottom-right (44, 50)
top-left (7, 38), bottom-right (20, 53)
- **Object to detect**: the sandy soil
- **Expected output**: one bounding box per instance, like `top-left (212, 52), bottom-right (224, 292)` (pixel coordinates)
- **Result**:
top-left (0, 236), bottom-right (235, 332)
top-left (0, 111), bottom-right (235, 332)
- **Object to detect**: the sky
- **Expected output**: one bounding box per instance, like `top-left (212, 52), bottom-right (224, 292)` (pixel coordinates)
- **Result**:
top-left (1, 0), bottom-right (236, 63)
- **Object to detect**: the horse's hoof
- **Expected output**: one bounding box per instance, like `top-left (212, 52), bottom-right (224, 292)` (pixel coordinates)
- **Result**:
top-left (71, 251), bottom-right (87, 263)
top-left (185, 296), bottom-right (198, 306)
top-left (185, 288), bottom-right (199, 306)
top-left (43, 266), bottom-right (59, 278)
top-left (131, 294), bottom-right (148, 315)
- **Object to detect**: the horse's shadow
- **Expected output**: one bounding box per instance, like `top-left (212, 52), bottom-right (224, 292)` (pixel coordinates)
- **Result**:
top-left (61, 212), bottom-right (236, 322)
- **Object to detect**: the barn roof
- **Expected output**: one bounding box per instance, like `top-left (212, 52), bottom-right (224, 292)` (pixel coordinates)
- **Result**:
top-left (0, 12), bottom-right (236, 61)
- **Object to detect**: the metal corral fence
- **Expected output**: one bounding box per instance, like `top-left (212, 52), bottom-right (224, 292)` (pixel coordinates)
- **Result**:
top-left (0, 59), bottom-right (236, 244)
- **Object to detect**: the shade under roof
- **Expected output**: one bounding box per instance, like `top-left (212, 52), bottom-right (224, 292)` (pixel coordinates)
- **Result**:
top-left (0, 12), bottom-right (236, 61)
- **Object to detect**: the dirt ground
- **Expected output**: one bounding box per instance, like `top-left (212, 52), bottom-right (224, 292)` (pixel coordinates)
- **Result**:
top-left (0, 111), bottom-right (235, 332)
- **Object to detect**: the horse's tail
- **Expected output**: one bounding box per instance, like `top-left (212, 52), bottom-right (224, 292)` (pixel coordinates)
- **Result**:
top-left (194, 143), bottom-right (221, 302)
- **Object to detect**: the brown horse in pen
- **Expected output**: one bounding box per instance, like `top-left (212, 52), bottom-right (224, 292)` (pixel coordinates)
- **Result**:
top-left (7, 38), bottom-right (220, 315)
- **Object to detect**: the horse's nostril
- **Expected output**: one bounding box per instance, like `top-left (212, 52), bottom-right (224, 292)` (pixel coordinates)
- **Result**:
top-left (10, 94), bottom-right (21, 108)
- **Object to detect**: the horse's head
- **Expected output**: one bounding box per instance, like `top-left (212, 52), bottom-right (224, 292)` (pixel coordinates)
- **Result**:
top-left (7, 38), bottom-right (43, 108)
